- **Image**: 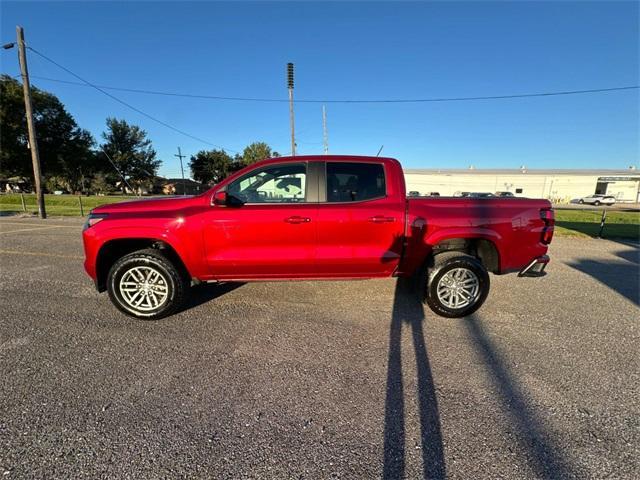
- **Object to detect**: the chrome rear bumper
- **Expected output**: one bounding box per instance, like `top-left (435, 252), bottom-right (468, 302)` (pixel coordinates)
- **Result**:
top-left (518, 255), bottom-right (550, 278)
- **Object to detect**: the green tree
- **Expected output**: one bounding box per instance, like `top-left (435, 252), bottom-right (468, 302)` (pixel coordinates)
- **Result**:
top-left (0, 75), bottom-right (96, 188)
top-left (90, 173), bottom-right (116, 195)
top-left (189, 149), bottom-right (233, 185)
top-left (241, 142), bottom-right (280, 166)
top-left (100, 118), bottom-right (161, 193)
top-left (57, 129), bottom-right (98, 193)
top-left (44, 175), bottom-right (67, 193)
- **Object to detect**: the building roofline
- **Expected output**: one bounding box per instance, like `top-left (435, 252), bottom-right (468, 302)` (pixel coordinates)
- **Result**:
top-left (403, 168), bottom-right (639, 177)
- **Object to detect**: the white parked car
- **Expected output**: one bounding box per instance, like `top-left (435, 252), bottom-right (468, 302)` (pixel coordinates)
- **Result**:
top-left (579, 194), bottom-right (616, 206)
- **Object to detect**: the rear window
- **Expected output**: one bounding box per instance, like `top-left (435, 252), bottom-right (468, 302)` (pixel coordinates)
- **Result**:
top-left (326, 162), bottom-right (386, 202)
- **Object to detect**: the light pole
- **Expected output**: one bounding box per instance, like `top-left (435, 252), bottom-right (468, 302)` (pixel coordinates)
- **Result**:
top-left (174, 147), bottom-right (186, 196)
top-left (322, 105), bottom-right (328, 155)
top-left (5, 27), bottom-right (46, 218)
top-left (287, 62), bottom-right (296, 156)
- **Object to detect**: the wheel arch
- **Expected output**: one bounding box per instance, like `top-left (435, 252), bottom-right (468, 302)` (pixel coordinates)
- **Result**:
top-left (95, 238), bottom-right (189, 292)
top-left (429, 236), bottom-right (501, 274)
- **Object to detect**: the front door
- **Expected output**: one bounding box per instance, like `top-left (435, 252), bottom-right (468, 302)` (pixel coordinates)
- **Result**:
top-left (202, 162), bottom-right (318, 279)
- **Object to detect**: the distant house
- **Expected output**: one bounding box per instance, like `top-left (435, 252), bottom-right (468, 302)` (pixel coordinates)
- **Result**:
top-left (114, 180), bottom-right (155, 196)
top-left (162, 178), bottom-right (203, 195)
top-left (0, 177), bottom-right (30, 193)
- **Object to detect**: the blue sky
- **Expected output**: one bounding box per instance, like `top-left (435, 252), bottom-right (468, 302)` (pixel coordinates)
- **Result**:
top-left (1, 1), bottom-right (638, 178)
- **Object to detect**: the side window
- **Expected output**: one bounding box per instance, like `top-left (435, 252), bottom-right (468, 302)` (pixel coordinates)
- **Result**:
top-left (227, 163), bottom-right (307, 203)
top-left (326, 162), bottom-right (386, 202)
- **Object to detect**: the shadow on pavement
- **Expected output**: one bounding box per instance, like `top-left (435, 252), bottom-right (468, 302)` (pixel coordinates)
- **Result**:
top-left (0, 211), bottom-right (25, 217)
top-left (566, 257), bottom-right (639, 306)
top-left (178, 282), bottom-right (244, 313)
top-left (383, 277), bottom-right (445, 479)
top-left (463, 314), bottom-right (577, 479)
top-left (615, 247), bottom-right (640, 265)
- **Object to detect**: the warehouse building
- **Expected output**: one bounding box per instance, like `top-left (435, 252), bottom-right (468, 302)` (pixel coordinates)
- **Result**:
top-left (403, 168), bottom-right (640, 203)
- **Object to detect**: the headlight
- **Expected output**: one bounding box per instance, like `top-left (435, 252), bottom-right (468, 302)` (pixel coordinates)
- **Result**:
top-left (83, 213), bottom-right (109, 231)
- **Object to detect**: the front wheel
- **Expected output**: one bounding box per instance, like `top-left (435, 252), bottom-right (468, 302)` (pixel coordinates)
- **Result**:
top-left (423, 252), bottom-right (490, 318)
top-left (594, 201), bottom-right (601, 206)
top-left (107, 249), bottom-right (189, 320)
top-left (579, 199), bottom-right (584, 204)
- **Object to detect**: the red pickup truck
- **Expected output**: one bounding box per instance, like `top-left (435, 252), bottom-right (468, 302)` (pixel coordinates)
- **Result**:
top-left (82, 155), bottom-right (554, 320)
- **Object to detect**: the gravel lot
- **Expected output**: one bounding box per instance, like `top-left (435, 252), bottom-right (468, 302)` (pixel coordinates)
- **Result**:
top-left (1, 216), bottom-right (638, 479)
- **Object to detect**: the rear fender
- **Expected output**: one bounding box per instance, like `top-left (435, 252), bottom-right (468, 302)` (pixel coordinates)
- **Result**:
top-left (401, 228), bottom-right (504, 276)
top-left (425, 227), bottom-right (503, 247)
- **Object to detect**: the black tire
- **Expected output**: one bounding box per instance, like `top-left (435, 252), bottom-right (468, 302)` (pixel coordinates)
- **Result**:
top-left (423, 252), bottom-right (490, 318)
top-left (578, 199), bottom-right (584, 204)
top-left (594, 201), bottom-right (601, 206)
top-left (106, 248), bottom-right (189, 320)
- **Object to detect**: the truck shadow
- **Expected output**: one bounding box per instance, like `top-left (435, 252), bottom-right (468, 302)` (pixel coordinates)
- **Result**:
top-left (383, 277), bottom-right (445, 479)
top-left (178, 282), bottom-right (244, 313)
top-left (462, 314), bottom-right (576, 479)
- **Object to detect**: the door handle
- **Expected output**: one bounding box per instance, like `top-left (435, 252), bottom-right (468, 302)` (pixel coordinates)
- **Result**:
top-left (369, 215), bottom-right (396, 223)
top-left (285, 216), bottom-right (311, 224)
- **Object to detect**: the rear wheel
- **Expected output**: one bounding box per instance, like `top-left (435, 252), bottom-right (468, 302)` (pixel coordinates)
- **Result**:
top-left (423, 252), bottom-right (490, 318)
top-left (594, 201), bottom-right (601, 206)
top-left (579, 199), bottom-right (584, 204)
top-left (107, 249), bottom-right (189, 320)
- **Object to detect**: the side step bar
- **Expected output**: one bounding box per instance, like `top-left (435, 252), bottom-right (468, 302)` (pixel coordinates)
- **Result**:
top-left (518, 255), bottom-right (550, 277)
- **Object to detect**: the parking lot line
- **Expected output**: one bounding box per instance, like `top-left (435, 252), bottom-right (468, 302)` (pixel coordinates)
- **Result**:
top-left (0, 249), bottom-right (84, 260)
top-left (0, 221), bottom-right (79, 228)
top-left (0, 226), bottom-right (69, 235)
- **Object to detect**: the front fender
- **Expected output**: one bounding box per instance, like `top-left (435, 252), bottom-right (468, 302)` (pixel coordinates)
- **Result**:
top-left (86, 218), bottom-right (206, 281)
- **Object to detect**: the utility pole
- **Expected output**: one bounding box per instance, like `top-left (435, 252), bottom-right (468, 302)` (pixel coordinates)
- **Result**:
top-left (16, 26), bottom-right (46, 218)
top-left (287, 63), bottom-right (296, 156)
top-left (322, 105), bottom-right (328, 155)
top-left (174, 147), bottom-right (186, 196)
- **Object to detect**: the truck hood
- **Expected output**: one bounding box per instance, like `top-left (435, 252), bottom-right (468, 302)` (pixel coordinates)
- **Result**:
top-left (92, 196), bottom-right (197, 214)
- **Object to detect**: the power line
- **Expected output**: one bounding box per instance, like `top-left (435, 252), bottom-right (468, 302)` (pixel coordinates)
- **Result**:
top-left (21, 73), bottom-right (639, 104)
top-left (25, 47), bottom-right (239, 153)
top-left (100, 147), bottom-right (137, 195)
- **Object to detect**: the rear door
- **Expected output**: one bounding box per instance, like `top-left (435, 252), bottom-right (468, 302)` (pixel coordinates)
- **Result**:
top-left (202, 161), bottom-right (319, 279)
top-left (315, 161), bottom-right (405, 277)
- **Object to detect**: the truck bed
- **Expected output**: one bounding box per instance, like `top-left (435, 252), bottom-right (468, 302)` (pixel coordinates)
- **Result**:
top-left (404, 196), bottom-right (552, 274)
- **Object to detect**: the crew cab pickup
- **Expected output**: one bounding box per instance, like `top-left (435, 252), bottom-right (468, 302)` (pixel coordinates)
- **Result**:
top-left (82, 155), bottom-right (554, 319)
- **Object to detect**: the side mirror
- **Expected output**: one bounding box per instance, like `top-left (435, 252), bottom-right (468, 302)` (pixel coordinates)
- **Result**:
top-left (212, 191), bottom-right (244, 207)
top-left (213, 191), bottom-right (228, 206)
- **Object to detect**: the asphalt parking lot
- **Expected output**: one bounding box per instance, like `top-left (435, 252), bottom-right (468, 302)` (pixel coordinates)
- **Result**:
top-left (1, 216), bottom-right (638, 479)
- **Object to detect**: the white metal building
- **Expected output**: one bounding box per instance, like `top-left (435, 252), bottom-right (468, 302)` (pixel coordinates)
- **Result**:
top-left (403, 168), bottom-right (640, 203)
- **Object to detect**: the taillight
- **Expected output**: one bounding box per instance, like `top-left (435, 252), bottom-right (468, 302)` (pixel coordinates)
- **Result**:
top-left (540, 208), bottom-right (554, 244)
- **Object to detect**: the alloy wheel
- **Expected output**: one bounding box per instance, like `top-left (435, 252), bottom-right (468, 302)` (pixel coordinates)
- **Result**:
top-left (436, 267), bottom-right (480, 309)
top-left (118, 266), bottom-right (169, 312)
